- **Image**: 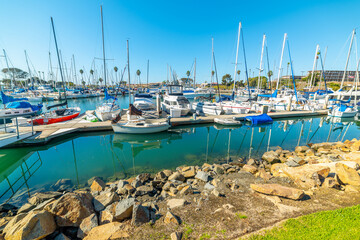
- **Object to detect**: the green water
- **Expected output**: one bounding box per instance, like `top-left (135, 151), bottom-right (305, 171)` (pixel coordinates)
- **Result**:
top-left (0, 96), bottom-right (360, 205)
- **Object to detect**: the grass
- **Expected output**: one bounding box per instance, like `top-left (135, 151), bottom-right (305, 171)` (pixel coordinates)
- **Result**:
top-left (236, 213), bottom-right (248, 219)
top-left (246, 204), bottom-right (360, 240)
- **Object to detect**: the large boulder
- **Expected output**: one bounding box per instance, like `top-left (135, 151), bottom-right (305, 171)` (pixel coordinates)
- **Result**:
top-left (4, 210), bottom-right (56, 240)
top-left (262, 151), bottom-right (280, 164)
top-left (168, 172), bottom-right (185, 182)
top-left (167, 199), bottom-right (186, 209)
top-left (83, 222), bottom-right (130, 240)
top-left (281, 164), bottom-right (330, 188)
top-left (135, 185), bottom-right (156, 196)
top-left (250, 184), bottom-right (304, 200)
top-left (28, 192), bottom-right (62, 205)
top-left (114, 198), bottom-right (135, 221)
top-left (93, 192), bottom-right (119, 212)
top-left (77, 213), bottom-right (98, 239)
top-left (90, 178), bottom-right (106, 192)
top-left (45, 192), bottom-right (94, 227)
top-left (131, 204), bottom-right (150, 226)
top-left (335, 163), bottom-right (360, 186)
top-left (195, 171), bottom-right (210, 182)
top-left (182, 167), bottom-right (196, 178)
top-left (164, 211), bottom-right (180, 225)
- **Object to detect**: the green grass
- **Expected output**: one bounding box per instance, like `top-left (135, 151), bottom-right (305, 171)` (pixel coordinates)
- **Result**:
top-left (236, 213), bottom-right (248, 219)
top-left (246, 204), bottom-right (360, 240)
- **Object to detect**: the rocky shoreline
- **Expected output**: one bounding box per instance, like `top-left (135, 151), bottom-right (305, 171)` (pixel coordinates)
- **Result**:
top-left (1, 138), bottom-right (360, 239)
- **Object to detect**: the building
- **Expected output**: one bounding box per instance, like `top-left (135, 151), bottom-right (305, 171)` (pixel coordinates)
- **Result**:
top-left (306, 70), bottom-right (357, 82)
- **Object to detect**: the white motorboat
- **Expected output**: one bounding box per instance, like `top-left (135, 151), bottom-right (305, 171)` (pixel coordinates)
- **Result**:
top-left (192, 101), bottom-right (224, 115)
top-left (328, 105), bottom-right (358, 118)
top-left (112, 120), bottom-right (170, 134)
top-left (133, 93), bottom-right (156, 111)
top-left (161, 85), bottom-right (191, 116)
top-left (214, 117), bottom-right (242, 126)
top-left (218, 100), bottom-right (251, 114)
top-left (95, 102), bottom-right (121, 121)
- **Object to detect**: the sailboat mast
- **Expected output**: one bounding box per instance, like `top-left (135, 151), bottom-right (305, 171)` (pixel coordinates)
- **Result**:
top-left (309, 44), bottom-right (319, 89)
top-left (287, 38), bottom-right (298, 102)
top-left (265, 39), bottom-right (272, 90)
top-left (49, 52), bottom-right (55, 87)
top-left (127, 40), bottom-right (131, 105)
top-left (257, 34), bottom-right (266, 92)
top-left (318, 46), bottom-right (328, 90)
top-left (146, 59), bottom-right (149, 89)
top-left (341, 29), bottom-right (356, 89)
top-left (24, 50), bottom-right (33, 88)
top-left (194, 58), bottom-right (196, 88)
top-left (276, 33), bottom-right (287, 90)
top-left (3, 49), bottom-right (13, 89)
top-left (51, 17), bottom-right (68, 106)
top-left (354, 57), bottom-right (360, 107)
top-left (72, 55), bottom-right (78, 86)
top-left (211, 37), bottom-right (214, 84)
top-left (232, 22), bottom-right (241, 99)
top-left (240, 25), bottom-right (251, 100)
top-left (101, 5), bottom-right (107, 88)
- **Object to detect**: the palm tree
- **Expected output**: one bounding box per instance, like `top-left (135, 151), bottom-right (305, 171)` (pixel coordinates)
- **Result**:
top-left (90, 69), bottom-right (94, 85)
top-left (79, 69), bottom-right (84, 87)
top-left (114, 66), bottom-right (118, 85)
top-left (136, 69), bottom-right (141, 87)
top-left (99, 77), bottom-right (103, 86)
top-left (186, 70), bottom-right (190, 77)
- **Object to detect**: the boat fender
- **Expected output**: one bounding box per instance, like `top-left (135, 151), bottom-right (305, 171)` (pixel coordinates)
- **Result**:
top-left (112, 114), bottom-right (121, 124)
top-left (167, 116), bottom-right (171, 125)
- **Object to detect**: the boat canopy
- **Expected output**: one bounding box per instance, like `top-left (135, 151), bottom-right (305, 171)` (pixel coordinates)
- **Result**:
top-left (6, 101), bottom-right (43, 112)
top-left (329, 98), bottom-right (351, 104)
top-left (0, 91), bottom-right (28, 104)
top-left (245, 114), bottom-right (273, 125)
top-left (258, 89), bottom-right (278, 98)
top-left (47, 101), bottom-right (67, 110)
top-left (104, 89), bottom-right (117, 101)
top-left (134, 93), bottom-right (152, 99)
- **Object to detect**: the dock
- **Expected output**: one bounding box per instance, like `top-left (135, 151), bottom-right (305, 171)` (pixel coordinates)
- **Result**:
top-left (3, 109), bottom-right (328, 148)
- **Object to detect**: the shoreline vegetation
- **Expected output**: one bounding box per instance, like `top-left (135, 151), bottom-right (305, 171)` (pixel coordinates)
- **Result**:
top-left (1, 138), bottom-right (360, 239)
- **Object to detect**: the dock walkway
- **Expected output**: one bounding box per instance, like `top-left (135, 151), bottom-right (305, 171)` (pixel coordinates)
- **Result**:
top-left (9, 109), bottom-right (328, 147)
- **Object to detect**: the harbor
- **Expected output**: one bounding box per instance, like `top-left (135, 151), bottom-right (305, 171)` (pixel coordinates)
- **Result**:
top-left (2, 1), bottom-right (360, 240)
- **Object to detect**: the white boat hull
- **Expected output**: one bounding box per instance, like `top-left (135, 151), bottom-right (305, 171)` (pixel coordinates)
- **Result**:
top-left (95, 109), bottom-right (121, 121)
top-left (112, 121), bottom-right (170, 134)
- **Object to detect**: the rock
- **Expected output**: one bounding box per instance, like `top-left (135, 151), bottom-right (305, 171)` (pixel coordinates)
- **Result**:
top-left (270, 163), bottom-right (288, 177)
top-left (16, 204), bottom-right (34, 214)
top-left (262, 151), bottom-right (280, 164)
top-left (154, 171), bottom-right (167, 181)
top-left (93, 192), bottom-right (119, 212)
top-left (54, 233), bottom-right (71, 240)
top-left (322, 177), bottom-right (338, 189)
top-left (182, 167), bottom-right (196, 178)
top-left (281, 164), bottom-right (330, 188)
top-left (285, 159), bottom-right (300, 167)
top-left (295, 146), bottom-right (309, 153)
top-left (350, 140), bottom-right (360, 151)
top-left (195, 171), bottom-right (210, 182)
top-left (335, 162), bottom-right (360, 186)
top-left (250, 184), bottom-right (304, 200)
top-left (45, 192), bottom-right (94, 227)
top-left (212, 189), bottom-right (221, 197)
top-left (83, 222), bottom-right (130, 240)
top-left (168, 172), bottom-right (185, 182)
top-left (345, 185), bottom-right (360, 193)
top-left (99, 203), bottom-right (116, 225)
top-left (90, 178), bottom-right (106, 192)
top-left (117, 180), bottom-right (129, 189)
top-left (28, 192), bottom-right (62, 205)
top-left (204, 182), bottom-right (215, 191)
top-left (135, 185), bottom-right (156, 196)
top-left (179, 185), bottom-right (192, 195)
top-left (167, 199), bottom-right (186, 209)
top-left (4, 210), bottom-right (56, 240)
top-left (114, 198), bottom-right (135, 221)
top-left (77, 213), bottom-right (98, 239)
top-left (242, 165), bottom-right (258, 174)
top-left (131, 179), bottom-right (142, 188)
top-left (171, 232), bottom-right (183, 240)
top-left (136, 173), bottom-right (151, 183)
top-left (256, 169), bottom-right (273, 181)
top-left (32, 198), bottom-right (55, 212)
top-left (170, 187), bottom-right (178, 195)
top-left (163, 182), bottom-right (173, 191)
top-left (164, 211), bottom-right (180, 224)
top-left (0, 204), bottom-right (17, 213)
top-left (131, 204), bottom-right (150, 226)
top-left (311, 142), bottom-right (333, 151)
top-left (213, 165), bottom-right (225, 175)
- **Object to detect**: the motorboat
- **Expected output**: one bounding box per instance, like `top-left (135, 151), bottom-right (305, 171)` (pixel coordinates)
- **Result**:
top-left (112, 119), bottom-right (170, 134)
top-left (133, 93), bottom-right (156, 111)
top-left (214, 117), bottom-right (242, 126)
top-left (95, 89), bottom-right (121, 121)
top-left (328, 104), bottom-right (358, 118)
top-left (161, 85), bottom-right (191, 116)
top-left (31, 107), bottom-right (80, 125)
top-left (192, 101), bottom-right (224, 115)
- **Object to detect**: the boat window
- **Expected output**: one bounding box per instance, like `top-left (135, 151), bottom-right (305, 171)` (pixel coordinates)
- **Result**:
top-left (343, 96), bottom-right (350, 100)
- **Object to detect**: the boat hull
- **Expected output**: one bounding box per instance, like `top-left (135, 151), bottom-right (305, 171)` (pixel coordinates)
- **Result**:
top-left (32, 112), bottom-right (80, 125)
top-left (112, 122), bottom-right (170, 134)
top-left (95, 109), bottom-right (121, 121)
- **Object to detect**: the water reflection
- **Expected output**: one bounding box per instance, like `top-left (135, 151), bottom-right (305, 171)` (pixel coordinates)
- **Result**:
top-left (0, 116), bottom-right (359, 205)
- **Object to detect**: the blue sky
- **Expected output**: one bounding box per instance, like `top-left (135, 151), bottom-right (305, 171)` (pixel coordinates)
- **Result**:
top-left (0, 0), bottom-right (360, 84)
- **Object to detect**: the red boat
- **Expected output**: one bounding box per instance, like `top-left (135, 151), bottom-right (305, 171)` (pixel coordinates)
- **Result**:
top-left (31, 107), bottom-right (81, 125)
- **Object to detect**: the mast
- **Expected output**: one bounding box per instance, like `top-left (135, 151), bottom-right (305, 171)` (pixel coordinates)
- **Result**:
top-left (51, 17), bottom-right (68, 106)
top-left (257, 34), bottom-right (266, 92)
top-left (232, 22), bottom-right (241, 100)
top-left (354, 57), bottom-right (360, 107)
top-left (265, 38), bottom-right (272, 90)
top-left (24, 50), bottom-right (33, 88)
top-left (276, 33), bottom-right (287, 90)
top-left (287, 38), bottom-right (298, 102)
top-left (211, 37), bottom-right (214, 84)
top-left (72, 55), bottom-right (78, 86)
top-left (309, 44), bottom-right (319, 89)
top-left (240, 24), bottom-right (251, 100)
top-left (193, 58), bottom-right (196, 88)
top-left (127, 40), bottom-right (131, 105)
top-left (341, 29), bottom-right (355, 89)
top-left (318, 46), bottom-right (328, 90)
top-left (3, 49), bottom-right (14, 89)
top-left (100, 5), bottom-right (107, 88)
top-left (146, 59), bottom-right (149, 89)
top-left (49, 52), bottom-right (54, 85)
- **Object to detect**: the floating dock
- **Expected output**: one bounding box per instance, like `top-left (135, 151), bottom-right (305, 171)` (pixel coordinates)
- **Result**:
top-left (2, 109), bottom-right (328, 148)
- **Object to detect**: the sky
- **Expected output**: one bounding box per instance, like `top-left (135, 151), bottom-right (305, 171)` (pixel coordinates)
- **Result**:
top-left (0, 0), bottom-right (360, 84)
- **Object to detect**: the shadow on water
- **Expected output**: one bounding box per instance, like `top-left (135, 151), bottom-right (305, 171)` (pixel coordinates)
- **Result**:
top-left (0, 116), bottom-right (359, 205)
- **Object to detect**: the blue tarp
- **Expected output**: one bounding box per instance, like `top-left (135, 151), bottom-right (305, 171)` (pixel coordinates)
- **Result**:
top-left (134, 93), bottom-right (152, 99)
top-left (0, 91), bottom-right (28, 104)
top-left (104, 89), bottom-right (117, 101)
top-left (329, 98), bottom-right (351, 104)
top-left (6, 101), bottom-right (43, 112)
top-left (258, 89), bottom-right (278, 98)
top-left (245, 114), bottom-right (273, 125)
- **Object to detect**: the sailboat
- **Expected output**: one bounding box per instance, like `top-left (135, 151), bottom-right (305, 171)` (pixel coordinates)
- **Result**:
top-left (111, 40), bottom-right (170, 134)
top-left (0, 91), bottom-right (42, 117)
top-left (31, 17), bottom-right (81, 125)
top-left (94, 6), bottom-right (121, 121)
